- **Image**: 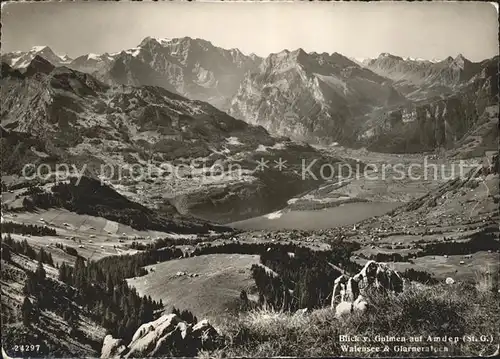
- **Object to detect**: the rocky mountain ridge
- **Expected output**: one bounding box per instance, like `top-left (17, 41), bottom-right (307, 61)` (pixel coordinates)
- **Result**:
top-left (364, 53), bottom-right (489, 100)
top-left (362, 56), bottom-right (498, 152)
top-left (2, 37), bottom-right (261, 111)
top-left (100, 314), bottom-right (220, 358)
top-left (1, 46), bottom-right (72, 69)
top-left (2, 42), bottom-right (497, 152)
top-left (229, 49), bottom-right (408, 145)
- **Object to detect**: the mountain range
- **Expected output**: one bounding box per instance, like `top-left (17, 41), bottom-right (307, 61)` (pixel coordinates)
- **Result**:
top-left (2, 37), bottom-right (261, 111)
top-left (1, 37), bottom-right (498, 152)
top-left (364, 53), bottom-right (491, 99)
top-left (229, 49), bottom-right (408, 144)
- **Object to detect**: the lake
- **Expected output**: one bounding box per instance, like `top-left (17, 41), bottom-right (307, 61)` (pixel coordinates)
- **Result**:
top-left (229, 201), bottom-right (402, 230)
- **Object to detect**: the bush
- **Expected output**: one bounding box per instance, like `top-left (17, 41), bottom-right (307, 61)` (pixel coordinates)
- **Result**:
top-left (65, 246), bottom-right (79, 257)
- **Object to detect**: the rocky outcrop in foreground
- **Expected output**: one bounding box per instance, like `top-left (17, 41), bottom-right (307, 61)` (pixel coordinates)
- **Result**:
top-left (331, 261), bottom-right (404, 317)
top-left (100, 314), bottom-right (219, 358)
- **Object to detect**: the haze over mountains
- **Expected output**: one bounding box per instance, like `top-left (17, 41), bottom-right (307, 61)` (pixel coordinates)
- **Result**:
top-left (2, 37), bottom-right (497, 152)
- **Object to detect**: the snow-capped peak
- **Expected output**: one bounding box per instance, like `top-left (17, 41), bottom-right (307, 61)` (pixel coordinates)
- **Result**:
top-left (87, 53), bottom-right (100, 61)
top-left (349, 57), bottom-right (371, 66)
top-left (405, 57), bottom-right (426, 62)
top-left (404, 57), bottom-right (442, 63)
top-left (59, 54), bottom-right (73, 63)
top-left (124, 47), bottom-right (141, 57)
top-left (155, 37), bottom-right (172, 45)
top-left (28, 45), bottom-right (72, 63)
top-left (139, 36), bottom-right (173, 48)
top-left (30, 45), bottom-right (49, 52)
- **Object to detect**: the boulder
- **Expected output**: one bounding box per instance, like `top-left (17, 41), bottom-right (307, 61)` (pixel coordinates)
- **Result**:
top-left (100, 314), bottom-right (219, 358)
top-left (331, 261), bottom-right (404, 310)
top-left (126, 314), bottom-right (183, 358)
top-left (335, 295), bottom-right (368, 319)
top-left (192, 319), bottom-right (219, 350)
top-left (100, 335), bottom-right (127, 359)
top-left (352, 260), bottom-right (404, 295)
top-left (335, 301), bottom-right (352, 318)
top-left (331, 275), bottom-right (360, 307)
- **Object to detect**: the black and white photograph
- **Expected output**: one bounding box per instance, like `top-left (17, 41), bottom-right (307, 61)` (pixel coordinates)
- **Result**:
top-left (0, 1), bottom-right (499, 357)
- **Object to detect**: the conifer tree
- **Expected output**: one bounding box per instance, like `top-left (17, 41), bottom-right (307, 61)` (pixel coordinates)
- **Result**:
top-left (1, 244), bottom-right (11, 261)
top-left (35, 259), bottom-right (46, 281)
top-left (21, 297), bottom-right (33, 326)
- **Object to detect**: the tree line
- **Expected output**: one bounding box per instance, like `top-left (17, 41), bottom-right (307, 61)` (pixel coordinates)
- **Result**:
top-left (57, 257), bottom-right (164, 340)
top-left (2, 233), bottom-right (165, 341)
top-left (248, 241), bottom-right (361, 311)
top-left (21, 177), bottom-right (216, 234)
top-left (2, 234), bottom-right (54, 266)
top-left (1, 222), bottom-right (56, 236)
top-left (418, 229), bottom-right (499, 257)
top-left (401, 268), bottom-right (439, 285)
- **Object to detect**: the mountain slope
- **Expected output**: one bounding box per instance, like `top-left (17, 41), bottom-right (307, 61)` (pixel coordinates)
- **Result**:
top-left (362, 56), bottom-right (499, 152)
top-left (1, 46), bottom-right (72, 69)
top-left (229, 49), bottom-right (408, 145)
top-left (1, 57), bottom-right (334, 223)
top-left (69, 53), bottom-right (115, 74)
top-left (71, 37), bottom-right (261, 110)
top-left (1, 251), bottom-right (106, 357)
top-left (364, 53), bottom-right (485, 100)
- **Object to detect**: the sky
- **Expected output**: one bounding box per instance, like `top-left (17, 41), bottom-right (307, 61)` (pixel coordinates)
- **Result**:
top-left (1, 1), bottom-right (498, 61)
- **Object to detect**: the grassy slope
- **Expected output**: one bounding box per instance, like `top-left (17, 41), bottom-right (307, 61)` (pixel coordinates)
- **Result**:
top-left (207, 283), bottom-right (499, 358)
top-left (1, 207), bottom-right (173, 264)
top-left (127, 253), bottom-right (260, 323)
top-left (1, 254), bottom-right (106, 357)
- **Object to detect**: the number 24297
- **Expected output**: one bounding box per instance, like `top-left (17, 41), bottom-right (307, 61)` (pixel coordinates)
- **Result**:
top-left (13, 344), bottom-right (41, 353)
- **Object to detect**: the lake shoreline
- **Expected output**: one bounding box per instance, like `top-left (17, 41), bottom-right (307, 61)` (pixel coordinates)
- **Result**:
top-left (229, 201), bottom-right (402, 231)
